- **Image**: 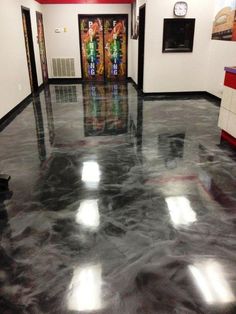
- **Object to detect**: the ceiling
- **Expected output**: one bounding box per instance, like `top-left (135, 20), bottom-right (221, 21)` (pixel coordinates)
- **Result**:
top-left (36, 0), bottom-right (134, 4)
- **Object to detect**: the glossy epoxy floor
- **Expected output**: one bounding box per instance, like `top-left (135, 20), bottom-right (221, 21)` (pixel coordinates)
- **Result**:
top-left (0, 83), bottom-right (236, 314)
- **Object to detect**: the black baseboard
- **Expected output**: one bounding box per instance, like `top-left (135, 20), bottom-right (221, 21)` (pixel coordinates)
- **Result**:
top-left (37, 82), bottom-right (45, 93)
top-left (127, 77), bottom-right (139, 91)
top-left (127, 77), bottom-right (221, 105)
top-left (48, 78), bottom-right (83, 85)
top-left (203, 92), bottom-right (221, 106)
top-left (0, 93), bottom-right (33, 132)
top-left (127, 77), bottom-right (136, 84)
top-left (0, 83), bottom-right (46, 132)
top-left (142, 91), bottom-right (221, 106)
top-left (49, 78), bottom-right (133, 85)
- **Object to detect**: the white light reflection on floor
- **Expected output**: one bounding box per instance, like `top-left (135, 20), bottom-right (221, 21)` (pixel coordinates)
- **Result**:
top-left (165, 196), bottom-right (197, 227)
top-left (189, 260), bottom-right (235, 304)
top-left (82, 161), bottom-right (100, 188)
top-left (67, 264), bottom-right (103, 312)
top-left (76, 200), bottom-right (100, 229)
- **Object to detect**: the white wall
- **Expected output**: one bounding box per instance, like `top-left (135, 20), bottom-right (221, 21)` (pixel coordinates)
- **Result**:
top-left (0, 0), bottom-right (43, 120)
top-left (142, 0), bottom-right (215, 93)
top-left (1, 0), bottom-right (236, 123)
top-left (130, 39), bottom-right (138, 83)
top-left (206, 0), bottom-right (236, 98)
top-left (129, 0), bottom-right (146, 84)
top-left (206, 34), bottom-right (236, 99)
top-left (131, 0), bottom-right (236, 97)
top-left (42, 4), bottom-right (131, 78)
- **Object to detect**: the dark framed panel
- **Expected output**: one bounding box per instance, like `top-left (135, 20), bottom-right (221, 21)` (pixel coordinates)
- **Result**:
top-left (162, 18), bottom-right (195, 53)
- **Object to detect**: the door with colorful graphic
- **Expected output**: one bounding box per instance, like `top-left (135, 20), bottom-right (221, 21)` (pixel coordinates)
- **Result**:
top-left (79, 15), bottom-right (128, 81)
top-left (79, 16), bottom-right (104, 81)
top-left (36, 12), bottom-right (48, 84)
top-left (104, 16), bottom-right (127, 80)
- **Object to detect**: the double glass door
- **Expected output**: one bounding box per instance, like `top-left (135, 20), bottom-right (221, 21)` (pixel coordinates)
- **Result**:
top-left (79, 15), bottom-right (128, 81)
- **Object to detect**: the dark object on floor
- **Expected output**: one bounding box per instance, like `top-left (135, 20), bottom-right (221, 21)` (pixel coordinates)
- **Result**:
top-left (0, 176), bottom-right (12, 232)
top-left (0, 174), bottom-right (11, 191)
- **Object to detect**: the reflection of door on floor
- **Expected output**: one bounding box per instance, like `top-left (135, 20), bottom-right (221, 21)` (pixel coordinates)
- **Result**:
top-left (22, 7), bottom-right (38, 93)
top-left (79, 15), bottom-right (128, 81)
top-left (36, 12), bottom-right (48, 84)
top-left (83, 83), bottom-right (128, 136)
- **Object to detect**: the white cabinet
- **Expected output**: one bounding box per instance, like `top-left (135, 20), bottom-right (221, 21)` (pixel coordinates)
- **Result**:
top-left (218, 85), bottom-right (236, 138)
top-left (221, 86), bottom-right (233, 111)
top-left (231, 89), bottom-right (236, 113)
top-left (218, 107), bottom-right (229, 131)
top-left (228, 112), bottom-right (236, 138)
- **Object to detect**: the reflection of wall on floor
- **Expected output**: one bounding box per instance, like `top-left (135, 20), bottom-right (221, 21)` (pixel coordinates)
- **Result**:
top-left (55, 86), bottom-right (77, 103)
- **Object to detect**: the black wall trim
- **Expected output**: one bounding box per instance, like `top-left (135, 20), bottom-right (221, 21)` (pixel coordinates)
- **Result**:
top-left (127, 77), bottom-right (136, 84)
top-left (0, 82), bottom-right (46, 132)
top-left (48, 78), bottom-right (83, 85)
top-left (204, 92), bottom-right (221, 105)
top-left (49, 78), bottom-right (135, 85)
top-left (37, 83), bottom-right (45, 93)
top-left (0, 93), bottom-right (33, 132)
top-left (127, 76), bottom-right (221, 106)
top-left (142, 91), bottom-right (221, 106)
top-left (127, 77), bottom-right (139, 92)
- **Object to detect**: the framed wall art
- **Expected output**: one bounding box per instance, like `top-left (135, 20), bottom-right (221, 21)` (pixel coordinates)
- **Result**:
top-left (212, 0), bottom-right (236, 41)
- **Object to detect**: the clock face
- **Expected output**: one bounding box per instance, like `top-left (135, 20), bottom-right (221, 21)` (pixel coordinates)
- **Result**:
top-left (174, 2), bottom-right (188, 17)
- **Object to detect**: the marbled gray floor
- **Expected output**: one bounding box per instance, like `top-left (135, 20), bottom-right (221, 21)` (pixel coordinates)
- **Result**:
top-left (0, 83), bottom-right (236, 313)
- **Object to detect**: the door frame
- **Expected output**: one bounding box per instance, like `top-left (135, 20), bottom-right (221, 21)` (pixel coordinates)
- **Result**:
top-left (36, 11), bottom-right (48, 84)
top-left (21, 6), bottom-right (38, 93)
top-left (78, 14), bottom-right (128, 81)
top-left (138, 4), bottom-right (146, 91)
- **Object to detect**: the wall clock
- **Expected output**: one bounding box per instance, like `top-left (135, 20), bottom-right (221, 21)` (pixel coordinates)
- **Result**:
top-left (174, 2), bottom-right (188, 17)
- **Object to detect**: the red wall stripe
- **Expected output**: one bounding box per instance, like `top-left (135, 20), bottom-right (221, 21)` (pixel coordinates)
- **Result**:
top-left (36, 0), bottom-right (134, 4)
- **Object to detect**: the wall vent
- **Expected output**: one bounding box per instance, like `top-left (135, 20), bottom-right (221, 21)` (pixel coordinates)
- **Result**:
top-left (52, 58), bottom-right (75, 77)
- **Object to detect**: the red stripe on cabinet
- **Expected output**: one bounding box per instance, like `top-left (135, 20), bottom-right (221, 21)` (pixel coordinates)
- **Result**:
top-left (224, 72), bottom-right (236, 89)
top-left (221, 130), bottom-right (236, 149)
